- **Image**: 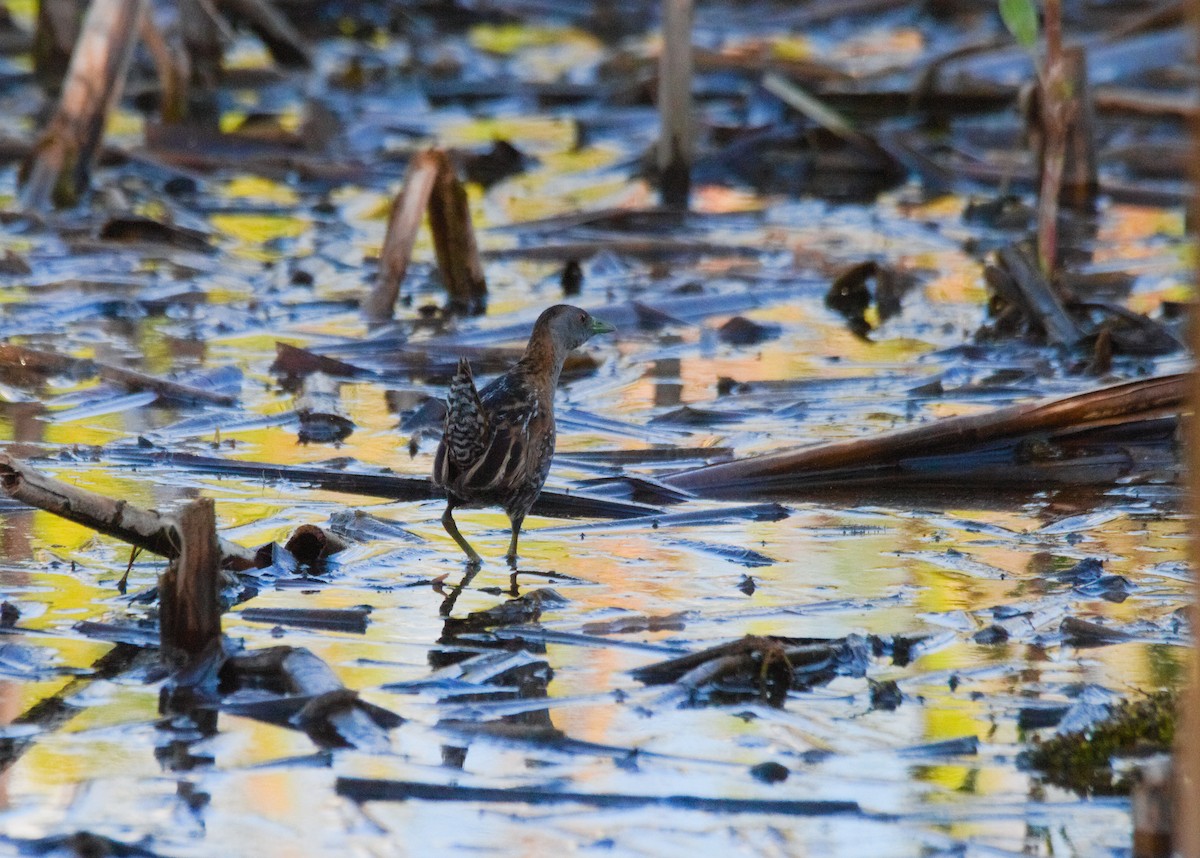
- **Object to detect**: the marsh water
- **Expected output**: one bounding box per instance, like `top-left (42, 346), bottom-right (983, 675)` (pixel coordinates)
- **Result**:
top-left (0, 1), bottom-right (1192, 855)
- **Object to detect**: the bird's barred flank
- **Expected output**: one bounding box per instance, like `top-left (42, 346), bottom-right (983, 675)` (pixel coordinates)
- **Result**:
top-left (432, 305), bottom-right (614, 565)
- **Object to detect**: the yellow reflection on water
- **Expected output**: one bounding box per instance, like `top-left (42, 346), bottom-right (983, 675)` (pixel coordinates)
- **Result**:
top-left (223, 176), bottom-right (301, 206)
top-left (438, 116), bottom-right (577, 157)
top-left (210, 213), bottom-right (310, 258)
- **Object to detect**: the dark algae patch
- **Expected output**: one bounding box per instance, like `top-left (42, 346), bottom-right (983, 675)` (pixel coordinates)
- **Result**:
top-left (1022, 690), bottom-right (1179, 796)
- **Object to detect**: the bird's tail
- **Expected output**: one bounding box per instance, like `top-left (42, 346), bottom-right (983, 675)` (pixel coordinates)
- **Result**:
top-left (444, 357), bottom-right (488, 466)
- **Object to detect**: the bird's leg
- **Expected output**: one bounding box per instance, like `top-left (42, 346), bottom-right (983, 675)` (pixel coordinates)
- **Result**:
top-left (442, 503), bottom-right (482, 566)
top-left (505, 512), bottom-right (525, 569)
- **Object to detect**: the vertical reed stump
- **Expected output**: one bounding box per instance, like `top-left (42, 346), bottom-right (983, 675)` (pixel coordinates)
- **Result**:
top-left (159, 497), bottom-right (222, 666)
top-left (1054, 46), bottom-right (1097, 210)
top-left (656, 0), bottom-right (694, 209)
top-left (362, 149), bottom-right (441, 321)
top-left (428, 151), bottom-right (487, 315)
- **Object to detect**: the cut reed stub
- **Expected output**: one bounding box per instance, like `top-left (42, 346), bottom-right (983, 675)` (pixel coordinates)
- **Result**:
top-left (656, 0), bottom-right (694, 209)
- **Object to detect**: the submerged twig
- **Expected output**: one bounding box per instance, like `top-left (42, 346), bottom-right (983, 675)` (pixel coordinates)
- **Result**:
top-left (336, 777), bottom-right (861, 815)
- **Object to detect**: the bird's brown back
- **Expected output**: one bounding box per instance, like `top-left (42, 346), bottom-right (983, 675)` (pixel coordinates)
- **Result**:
top-left (434, 361), bottom-right (556, 513)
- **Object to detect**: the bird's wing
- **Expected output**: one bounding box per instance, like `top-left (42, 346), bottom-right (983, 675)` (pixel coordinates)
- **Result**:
top-left (455, 372), bottom-right (546, 494)
top-left (434, 358), bottom-right (489, 487)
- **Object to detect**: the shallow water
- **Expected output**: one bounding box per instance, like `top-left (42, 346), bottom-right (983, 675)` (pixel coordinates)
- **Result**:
top-left (0, 6), bottom-right (1192, 857)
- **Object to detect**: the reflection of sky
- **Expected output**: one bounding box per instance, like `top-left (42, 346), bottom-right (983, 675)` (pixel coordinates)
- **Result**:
top-left (0, 21), bottom-right (1190, 858)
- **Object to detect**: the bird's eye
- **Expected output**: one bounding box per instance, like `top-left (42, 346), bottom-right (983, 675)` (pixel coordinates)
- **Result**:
top-left (579, 313), bottom-right (586, 322)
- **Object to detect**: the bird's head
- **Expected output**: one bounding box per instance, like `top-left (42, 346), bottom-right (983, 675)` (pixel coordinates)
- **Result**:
top-left (537, 304), bottom-right (616, 352)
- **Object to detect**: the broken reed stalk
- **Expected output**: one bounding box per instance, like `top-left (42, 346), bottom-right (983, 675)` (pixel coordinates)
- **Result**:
top-left (159, 497), bottom-right (222, 663)
top-left (33, 0), bottom-right (83, 90)
top-left (21, 0), bottom-right (148, 210)
top-left (362, 149), bottom-right (441, 321)
top-left (657, 0), bottom-right (694, 209)
top-left (178, 0), bottom-right (225, 126)
top-left (0, 454), bottom-right (259, 570)
top-left (992, 241), bottom-right (1084, 346)
top-left (1033, 0), bottom-right (1072, 273)
top-left (139, 10), bottom-right (188, 124)
top-left (427, 150), bottom-right (488, 315)
top-left (665, 373), bottom-right (1185, 494)
top-left (1056, 46), bottom-right (1097, 209)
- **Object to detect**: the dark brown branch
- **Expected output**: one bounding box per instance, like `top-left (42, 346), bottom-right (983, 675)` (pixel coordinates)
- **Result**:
top-left (0, 454), bottom-right (259, 570)
top-left (666, 374), bottom-right (1186, 495)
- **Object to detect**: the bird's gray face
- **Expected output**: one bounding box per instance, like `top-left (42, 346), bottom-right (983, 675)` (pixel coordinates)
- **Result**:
top-left (551, 306), bottom-right (616, 351)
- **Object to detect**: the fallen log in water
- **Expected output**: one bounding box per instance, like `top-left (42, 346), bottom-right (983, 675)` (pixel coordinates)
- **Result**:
top-left (666, 374), bottom-right (1185, 497)
top-left (0, 454), bottom-right (260, 570)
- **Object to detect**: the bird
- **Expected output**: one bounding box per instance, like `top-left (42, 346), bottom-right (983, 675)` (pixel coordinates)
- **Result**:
top-left (433, 304), bottom-right (616, 566)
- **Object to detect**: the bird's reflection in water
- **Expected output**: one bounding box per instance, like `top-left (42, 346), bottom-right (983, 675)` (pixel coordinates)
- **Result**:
top-left (429, 581), bottom-right (563, 770)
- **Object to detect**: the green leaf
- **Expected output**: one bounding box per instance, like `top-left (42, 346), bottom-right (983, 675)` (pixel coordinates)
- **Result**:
top-left (999, 0), bottom-right (1039, 50)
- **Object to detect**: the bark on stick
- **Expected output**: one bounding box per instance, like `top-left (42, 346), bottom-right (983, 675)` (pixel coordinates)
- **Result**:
top-left (0, 454), bottom-right (258, 570)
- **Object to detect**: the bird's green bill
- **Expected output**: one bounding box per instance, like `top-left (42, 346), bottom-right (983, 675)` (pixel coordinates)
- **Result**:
top-left (590, 317), bottom-right (616, 335)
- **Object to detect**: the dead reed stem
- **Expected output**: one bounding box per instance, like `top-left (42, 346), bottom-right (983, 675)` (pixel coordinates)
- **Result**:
top-left (657, 0), bottom-right (694, 208)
